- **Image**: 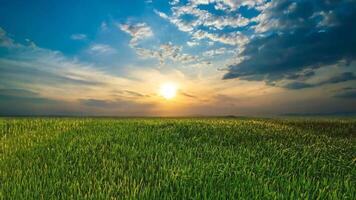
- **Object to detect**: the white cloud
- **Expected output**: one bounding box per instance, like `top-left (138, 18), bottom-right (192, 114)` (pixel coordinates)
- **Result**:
top-left (212, 0), bottom-right (265, 11)
top-left (24, 38), bottom-right (37, 48)
top-left (0, 30), bottom-right (149, 106)
top-left (192, 30), bottom-right (248, 46)
top-left (136, 43), bottom-right (198, 66)
top-left (154, 9), bottom-right (170, 20)
top-left (202, 47), bottom-right (233, 57)
top-left (0, 27), bottom-right (41, 49)
top-left (100, 22), bottom-right (108, 31)
top-left (154, 1), bottom-right (259, 46)
top-left (135, 47), bottom-right (160, 59)
top-left (171, 3), bottom-right (251, 30)
top-left (70, 34), bottom-right (87, 41)
top-left (118, 22), bottom-right (153, 47)
top-left (88, 44), bottom-right (116, 54)
top-left (159, 43), bottom-right (197, 63)
top-left (187, 40), bottom-right (199, 46)
top-left (169, 0), bottom-right (180, 5)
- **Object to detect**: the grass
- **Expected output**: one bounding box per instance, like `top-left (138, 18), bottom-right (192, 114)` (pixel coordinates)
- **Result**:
top-left (0, 117), bottom-right (355, 199)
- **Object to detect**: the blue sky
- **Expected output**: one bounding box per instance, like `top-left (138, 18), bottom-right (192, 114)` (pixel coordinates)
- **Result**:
top-left (0, 0), bottom-right (356, 116)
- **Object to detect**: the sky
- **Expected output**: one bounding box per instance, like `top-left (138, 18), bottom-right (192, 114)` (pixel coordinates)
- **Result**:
top-left (0, 0), bottom-right (356, 116)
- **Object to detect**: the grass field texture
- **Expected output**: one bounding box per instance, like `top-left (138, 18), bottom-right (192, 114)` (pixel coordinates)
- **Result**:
top-left (1, 118), bottom-right (355, 199)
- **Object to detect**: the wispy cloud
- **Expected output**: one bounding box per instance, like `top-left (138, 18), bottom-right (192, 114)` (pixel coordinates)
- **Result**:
top-left (202, 47), bottom-right (234, 57)
top-left (70, 33), bottom-right (87, 41)
top-left (88, 44), bottom-right (116, 54)
top-left (187, 40), bottom-right (199, 47)
top-left (135, 42), bottom-right (198, 66)
top-left (118, 22), bottom-right (153, 47)
top-left (333, 87), bottom-right (356, 99)
top-left (0, 27), bottom-right (17, 48)
top-left (283, 72), bottom-right (356, 90)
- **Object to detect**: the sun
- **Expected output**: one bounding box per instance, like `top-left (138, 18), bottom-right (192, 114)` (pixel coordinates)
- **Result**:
top-left (159, 82), bottom-right (178, 100)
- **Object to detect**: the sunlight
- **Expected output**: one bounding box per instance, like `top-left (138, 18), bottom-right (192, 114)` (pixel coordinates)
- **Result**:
top-left (159, 82), bottom-right (178, 100)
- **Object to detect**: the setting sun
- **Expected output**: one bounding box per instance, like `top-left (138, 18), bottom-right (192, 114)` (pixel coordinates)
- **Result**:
top-left (159, 83), bottom-right (178, 100)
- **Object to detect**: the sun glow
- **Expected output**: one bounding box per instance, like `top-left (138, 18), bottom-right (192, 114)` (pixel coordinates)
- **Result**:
top-left (159, 82), bottom-right (178, 100)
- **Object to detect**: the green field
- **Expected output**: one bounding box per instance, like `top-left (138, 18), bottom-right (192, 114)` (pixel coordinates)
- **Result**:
top-left (1, 118), bottom-right (355, 199)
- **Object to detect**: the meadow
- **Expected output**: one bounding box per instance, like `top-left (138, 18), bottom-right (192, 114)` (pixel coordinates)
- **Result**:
top-left (0, 117), bottom-right (355, 199)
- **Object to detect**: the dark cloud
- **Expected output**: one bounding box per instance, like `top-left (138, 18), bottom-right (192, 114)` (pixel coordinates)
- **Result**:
top-left (334, 91), bottom-right (356, 99)
top-left (124, 90), bottom-right (150, 98)
top-left (223, 0), bottom-right (356, 87)
top-left (318, 72), bottom-right (356, 85)
top-left (80, 99), bottom-right (115, 108)
top-left (333, 87), bottom-right (356, 99)
top-left (79, 98), bottom-right (156, 115)
top-left (0, 88), bottom-right (57, 104)
top-left (110, 90), bottom-right (151, 99)
top-left (283, 82), bottom-right (313, 90)
top-left (80, 98), bottom-right (152, 109)
top-left (180, 91), bottom-right (198, 99)
top-left (285, 70), bottom-right (316, 80)
top-left (0, 90), bottom-right (155, 116)
top-left (284, 72), bottom-right (356, 89)
top-left (0, 89), bottom-right (59, 115)
top-left (0, 88), bottom-right (38, 97)
top-left (80, 98), bottom-right (152, 108)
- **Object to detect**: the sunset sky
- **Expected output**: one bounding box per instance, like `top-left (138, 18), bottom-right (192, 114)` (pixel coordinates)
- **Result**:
top-left (0, 0), bottom-right (355, 116)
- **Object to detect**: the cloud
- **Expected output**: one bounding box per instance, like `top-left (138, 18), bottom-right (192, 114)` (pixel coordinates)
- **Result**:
top-left (0, 27), bottom-right (5, 36)
top-left (202, 47), bottom-right (234, 57)
top-left (318, 72), bottom-right (356, 85)
top-left (1, 28), bottom-right (39, 49)
top-left (0, 88), bottom-right (60, 115)
top-left (0, 56), bottom-right (105, 87)
top-left (187, 40), bottom-right (199, 47)
top-left (223, 0), bottom-right (356, 87)
top-left (154, 1), bottom-right (253, 46)
top-left (282, 72), bottom-right (356, 90)
top-left (166, 0), bottom-right (260, 29)
top-left (169, 0), bottom-right (179, 6)
top-left (135, 42), bottom-right (198, 65)
top-left (81, 98), bottom-right (150, 108)
top-left (88, 44), bottom-right (116, 54)
top-left (180, 91), bottom-right (198, 99)
top-left (70, 34), bottom-right (87, 41)
top-left (0, 27), bottom-right (162, 115)
top-left (285, 70), bottom-right (316, 81)
top-left (0, 88), bottom-right (41, 98)
top-left (123, 90), bottom-right (150, 98)
top-left (159, 43), bottom-right (197, 63)
top-left (24, 39), bottom-right (37, 48)
top-left (0, 29), bottom-right (136, 98)
top-left (154, 10), bottom-right (170, 20)
top-left (0, 27), bottom-right (16, 47)
top-left (283, 82), bottom-right (313, 90)
top-left (192, 30), bottom-right (248, 46)
top-left (118, 22), bottom-right (153, 47)
top-left (170, 3), bottom-right (251, 30)
top-left (211, 0), bottom-right (266, 11)
top-left (100, 21), bottom-right (109, 32)
top-left (79, 98), bottom-right (155, 115)
top-left (333, 88), bottom-right (356, 99)
top-left (80, 99), bottom-right (116, 108)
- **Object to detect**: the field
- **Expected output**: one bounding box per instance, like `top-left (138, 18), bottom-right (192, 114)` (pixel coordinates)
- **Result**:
top-left (0, 117), bottom-right (355, 199)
